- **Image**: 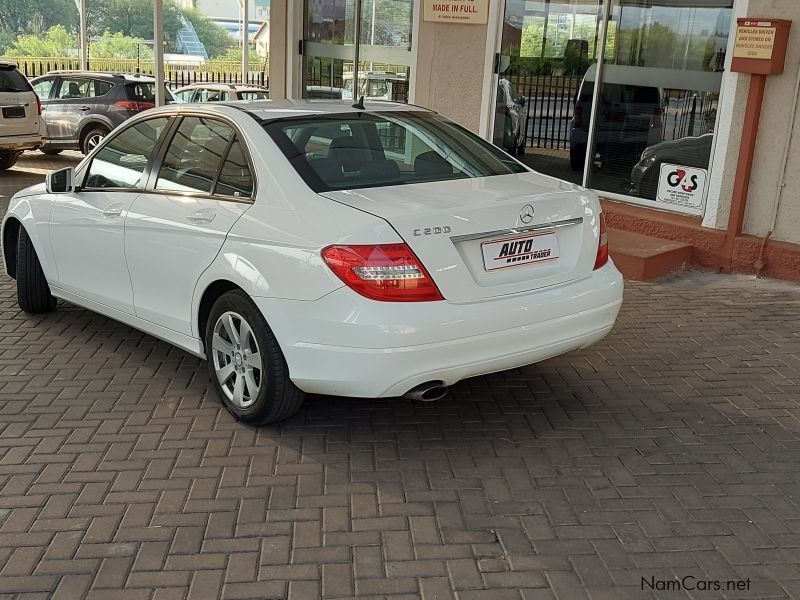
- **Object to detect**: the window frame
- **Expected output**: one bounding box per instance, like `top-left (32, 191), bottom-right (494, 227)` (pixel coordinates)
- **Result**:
top-left (146, 113), bottom-right (257, 203)
top-left (78, 115), bottom-right (175, 193)
top-left (54, 76), bottom-right (113, 100)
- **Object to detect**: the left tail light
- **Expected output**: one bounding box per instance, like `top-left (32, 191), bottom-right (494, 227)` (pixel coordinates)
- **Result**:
top-left (321, 243), bottom-right (444, 302)
top-left (35, 93), bottom-right (42, 115)
top-left (594, 212), bottom-right (609, 270)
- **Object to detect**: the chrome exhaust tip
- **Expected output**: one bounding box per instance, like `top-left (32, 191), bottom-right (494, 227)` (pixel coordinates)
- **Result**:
top-left (403, 381), bottom-right (448, 402)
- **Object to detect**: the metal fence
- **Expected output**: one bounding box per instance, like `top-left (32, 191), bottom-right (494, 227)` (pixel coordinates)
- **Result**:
top-left (5, 57), bottom-right (269, 89)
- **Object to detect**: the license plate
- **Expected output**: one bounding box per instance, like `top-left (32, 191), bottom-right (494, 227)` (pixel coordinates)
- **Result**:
top-left (2, 106), bottom-right (25, 119)
top-left (481, 231), bottom-right (559, 271)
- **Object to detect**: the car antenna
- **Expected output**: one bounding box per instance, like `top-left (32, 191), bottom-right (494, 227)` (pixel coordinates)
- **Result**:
top-left (352, 95), bottom-right (365, 110)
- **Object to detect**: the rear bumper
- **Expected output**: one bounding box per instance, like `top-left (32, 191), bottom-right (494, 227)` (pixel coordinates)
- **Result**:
top-left (253, 261), bottom-right (624, 398)
top-left (0, 132), bottom-right (45, 152)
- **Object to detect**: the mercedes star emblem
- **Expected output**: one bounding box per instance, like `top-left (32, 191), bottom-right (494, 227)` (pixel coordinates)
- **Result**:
top-left (519, 204), bottom-right (535, 224)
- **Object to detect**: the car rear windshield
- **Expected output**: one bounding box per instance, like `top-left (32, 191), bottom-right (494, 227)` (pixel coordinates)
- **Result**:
top-left (0, 66), bottom-right (32, 93)
top-left (263, 111), bottom-right (527, 192)
top-left (126, 82), bottom-right (174, 102)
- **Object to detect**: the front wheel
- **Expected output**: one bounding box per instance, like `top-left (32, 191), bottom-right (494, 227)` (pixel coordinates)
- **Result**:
top-left (0, 151), bottom-right (20, 171)
top-left (81, 126), bottom-right (109, 155)
top-left (16, 226), bottom-right (57, 313)
top-left (205, 291), bottom-right (305, 425)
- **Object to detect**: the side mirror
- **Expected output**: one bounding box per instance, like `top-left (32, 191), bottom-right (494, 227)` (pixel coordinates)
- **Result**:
top-left (46, 167), bottom-right (74, 194)
top-left (517, 96), bottom-right (526, 106)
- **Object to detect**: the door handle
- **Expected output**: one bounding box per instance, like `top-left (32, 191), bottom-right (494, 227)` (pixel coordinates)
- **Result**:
top-left (187, 209), bottom-right (216, 224)
top-left (78, 105), bottom-right (91, 111)
top-left (102, 204), bottom-right (123, 219)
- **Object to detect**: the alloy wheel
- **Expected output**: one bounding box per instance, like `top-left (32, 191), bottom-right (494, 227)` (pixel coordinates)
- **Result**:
top-left (211, 311), bottom-right (263, 408)
top-left (86, 133), bottom-right (104, 152)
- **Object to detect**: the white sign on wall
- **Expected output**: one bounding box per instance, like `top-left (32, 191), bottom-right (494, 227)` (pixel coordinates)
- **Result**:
top-left (423, 0), bottom-right (489, 24)
top-left (656, 163), bottom-right (707, 213)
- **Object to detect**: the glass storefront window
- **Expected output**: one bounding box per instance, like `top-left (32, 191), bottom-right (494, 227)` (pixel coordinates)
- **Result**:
top-left (585, 1), bottom-right (732, 214)
top-left (304, 0), bottom-right (413, 103)
top-left (492, 0), bottom-right (733, 216)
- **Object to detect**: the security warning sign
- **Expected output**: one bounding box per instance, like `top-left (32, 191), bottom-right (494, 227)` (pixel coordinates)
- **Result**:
top-left (423, 0), bottom-right (489, 24)
top-left (656, 164), bottom-right (707, 211)
top-left (733, 25), bottom-right (776, 60)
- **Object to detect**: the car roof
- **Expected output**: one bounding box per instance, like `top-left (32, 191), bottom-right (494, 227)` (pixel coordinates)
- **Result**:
top-left (0, 60), bottom-right (19, 70)
top-left (144, 99), bottom-right (428, 121)
top-left (34, 71), bottom-right (156, 82)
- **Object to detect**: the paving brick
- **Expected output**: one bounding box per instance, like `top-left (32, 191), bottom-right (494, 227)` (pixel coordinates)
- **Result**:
top-left (2, 161), bottom-right (800, 599)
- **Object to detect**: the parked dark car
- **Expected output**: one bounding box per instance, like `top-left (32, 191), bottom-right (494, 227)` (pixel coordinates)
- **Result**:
top-left (31, 71), bottom-right (174, 155)
top-left (630, 133), bottom-right (713, 199)
top-left (570, 67), bottom-right (663, 171)
top-left (493, 78), bottom-right (526, 156)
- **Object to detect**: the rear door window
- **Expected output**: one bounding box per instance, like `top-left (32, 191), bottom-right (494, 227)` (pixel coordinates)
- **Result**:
top-left (156, 116), bottom-right (235, 194)
top-left (0, 67), bottom-right (32, 93)
top-left (32, 78), bottom-right (55, 99)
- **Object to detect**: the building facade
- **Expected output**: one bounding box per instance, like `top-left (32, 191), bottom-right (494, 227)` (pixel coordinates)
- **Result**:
top-left (267, 0), bottom-right (800, 281)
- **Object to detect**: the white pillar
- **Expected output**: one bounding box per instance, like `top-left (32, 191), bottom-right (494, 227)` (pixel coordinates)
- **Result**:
top-left (77, 0), bottom-right (88, 70)
top-left (154, 0), bottom-right (166, 107)
top-left (242, 0), bottom-right (250, 83)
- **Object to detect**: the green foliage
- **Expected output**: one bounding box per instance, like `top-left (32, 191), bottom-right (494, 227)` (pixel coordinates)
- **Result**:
top-left (212, 46), bottom-right (261, 65)
top-left (86, 0), bottom-right (183, 42)
top-left (89, 31), bottom-right (153, 60)
top-left (0, 0), bottom-right (77, 36)
top-left (183, 7), bottom-right (234, 58)
top-left (4, 24), bottom-right (76, 57)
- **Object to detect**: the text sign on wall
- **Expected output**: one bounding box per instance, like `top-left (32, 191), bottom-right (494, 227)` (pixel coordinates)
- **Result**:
top-left (733, 23), bottom-right (777, 60)
top-left (656, 164), bottom-right (707, 212)
top-left (423, 0), bottom-right (489, 24)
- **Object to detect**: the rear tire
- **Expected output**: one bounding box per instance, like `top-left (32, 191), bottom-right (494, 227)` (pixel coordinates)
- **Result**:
top-left (0, 151), bottom-right (19, 171)
top-left (16, 227), bottom-right (57, 314)
top-left (40, 147), bottom-right (63, 156)
top-left (81, 126), bottom-right (110, 155)
top-left (205, 290), bottom-right (305, 425)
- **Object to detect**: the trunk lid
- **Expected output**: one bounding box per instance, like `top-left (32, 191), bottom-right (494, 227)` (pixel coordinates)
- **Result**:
top-left (321, 172), bottom-right (601, 303)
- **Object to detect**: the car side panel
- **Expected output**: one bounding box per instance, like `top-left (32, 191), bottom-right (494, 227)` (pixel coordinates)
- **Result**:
top-left (191, 189), bottom-right (402, 338)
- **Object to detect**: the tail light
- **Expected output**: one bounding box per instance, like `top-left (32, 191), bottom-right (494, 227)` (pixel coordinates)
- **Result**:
top-left (321, 243), bottom-right (444, 302)
top-left (114, 100), bottom-right (155, 111)
top-left (35, 93), bottom-right (42, 115)
top-left (594, 212), bottom-right (609, 270)
top-left (573, 106), bottom-right (583, 127)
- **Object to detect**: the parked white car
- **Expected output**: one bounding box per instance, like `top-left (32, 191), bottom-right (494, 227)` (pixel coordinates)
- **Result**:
top-left (2, 101), bottom-right (623, 424)
top-left (0, 61), bottom-right (45, 170)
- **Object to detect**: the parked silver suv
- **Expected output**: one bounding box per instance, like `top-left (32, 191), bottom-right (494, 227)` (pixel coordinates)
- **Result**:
top-left (0, 61), bottom-right (45, 170)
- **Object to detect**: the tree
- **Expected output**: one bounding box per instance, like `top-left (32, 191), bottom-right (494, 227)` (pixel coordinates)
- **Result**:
top-left (86, 0), bottom-right (183, 43)
top-left (89, 31), bottom-right (153, 60)
top-left (4, 25), bottom-right (76, 57)
top-left (0, 0), bottom-right (77, 36)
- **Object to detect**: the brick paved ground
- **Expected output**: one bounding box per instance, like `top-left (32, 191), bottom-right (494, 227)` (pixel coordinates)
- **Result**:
top-left (1, 152), bottom-right (800, 599)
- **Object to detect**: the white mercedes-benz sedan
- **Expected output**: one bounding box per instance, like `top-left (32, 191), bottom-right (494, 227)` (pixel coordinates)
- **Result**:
top-left (2, 100), bottom-right (623, 424)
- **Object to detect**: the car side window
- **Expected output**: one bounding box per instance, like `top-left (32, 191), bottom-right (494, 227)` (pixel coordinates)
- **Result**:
top-left (83, 117), bottom-right (170, 190)
top-left (175, 89), bottom-right (194, 102)
top-left (214, 137), bottom-right (253, 198)
top-left (156, 117), bottom-right (235, 194)
top-left (33, 78), bottom-right (55, 99)
top-left (57, 78), bottom-right (91, 99)
top-left (91, 79), bottom-right (113, 97)
top-left (195, 88), bottom-right (211, 102)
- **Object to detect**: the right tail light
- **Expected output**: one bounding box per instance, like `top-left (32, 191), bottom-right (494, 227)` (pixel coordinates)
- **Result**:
top-left (594, 212), bottom-right (609, 270)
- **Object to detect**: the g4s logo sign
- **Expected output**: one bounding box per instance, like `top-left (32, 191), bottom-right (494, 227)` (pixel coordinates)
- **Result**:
top-left (667, 168), bottom-right (699, 192)
top-left (656, 163), bottom-right (707, 214)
